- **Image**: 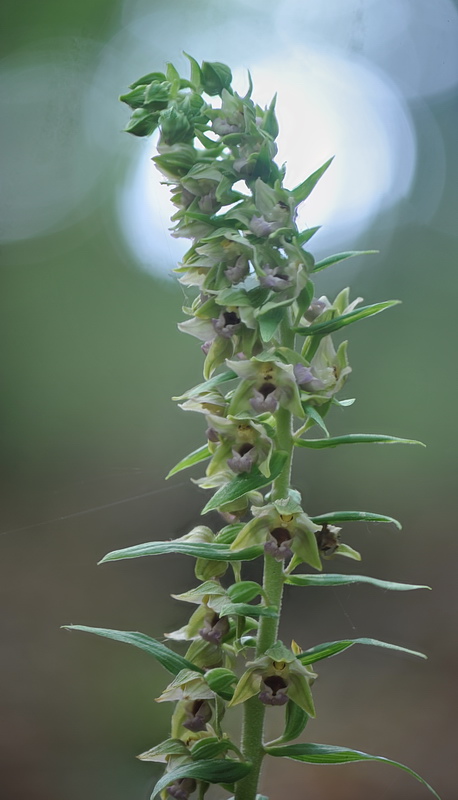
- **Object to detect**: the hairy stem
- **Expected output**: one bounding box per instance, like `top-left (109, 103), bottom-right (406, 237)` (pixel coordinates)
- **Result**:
top-left (235, 393), bottom-right (294, 800)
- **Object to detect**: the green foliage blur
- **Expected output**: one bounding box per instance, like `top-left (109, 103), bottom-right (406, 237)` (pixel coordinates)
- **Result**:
top-left (1, 1), bottom-right (457, 799)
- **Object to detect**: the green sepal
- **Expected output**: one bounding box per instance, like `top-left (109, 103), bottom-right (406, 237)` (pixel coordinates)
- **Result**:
top-left (263, 744), bottom-right (440, 799)
top-left (285, 573), bottom-right (430, 591)
top-left (166, 444), bottom-right (211, 478)
top-left (190, 737), bottom-right (239, 761)
top-left (204, 667), bottom-right (238, 700)
top-left (129, 71), bottom-right (167, 89)
top-left (291, 157), bottom-right (334, 205)
top-left (310, 510), bottom-right (402, 529)
top-left (137, 738), bottom-right (189, 762)
top-left (151, 759), bottom-right (252, 799)
top-left (296, 637), bottom-right (426, 665)
top-left (266, 700), bottom-right (309, 746)
top-left (212, 600), bottom-right (277, 619)
top-left (61, 626), bottom-right (203, 674)
top-left (201, 451), bottom-right (288, 514)
top-left (172, 581), bottom-right (226, 604)
top-left (302, 403), bottom-right (329, 437)
top-left (295, 433), bottom-right (424, 449)
top-left (294, 300), bottom-right (401, 336)
top-left (312, 250), bottom-right (378, 274)
top-left (184, 52), bottom-right (202, 88)
top-left (226, 581), bottom-right (264, 604)
top-left (99, 541), bottom-right (263, 564)
top-left (173, 369), bottom-right (237, 401)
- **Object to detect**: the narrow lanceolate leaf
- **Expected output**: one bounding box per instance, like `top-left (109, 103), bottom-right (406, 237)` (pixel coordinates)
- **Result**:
top-left (312, 250), bottom-right (378, 274)
top-left (296, 434), bottom-right (424, 449)
top-left (266, 700), bottom-right (309, 746)
top-left (264, 743), bottom-right (440, 799)
top-left (99, 541), bottom-right (264, 564)
top-left (166, 443), bottom-right (211, 478)
top-left (294, 300), bottom-right (400, 336)
top-left (285, 573), bottom-right (430, 591)
top-left (62, 626), bottom-right (203, 674)
top-left (296, 637), bottom-right (426, 665)
top-left (310, 510), bottom-right (402, 529)
top-left (172, 369), bottom-right (237, 400)
top-left (201, 451), bottom-right (288, 514)
top-left (291, 157), bottom-right (334, 205)
top-left (151, 759), bottom-right (252, 799)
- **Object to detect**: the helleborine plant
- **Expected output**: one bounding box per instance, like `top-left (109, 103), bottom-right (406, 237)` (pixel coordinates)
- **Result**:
top-left (64, 57), bottom-right (440, 800)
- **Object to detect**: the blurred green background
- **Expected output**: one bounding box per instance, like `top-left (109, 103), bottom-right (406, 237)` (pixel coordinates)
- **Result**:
top-left (1, 1), bottom-right (457, 798)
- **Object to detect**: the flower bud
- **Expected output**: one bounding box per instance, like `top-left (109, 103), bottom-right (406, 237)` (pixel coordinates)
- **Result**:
top-left (201, 61), bottom-right (232, 96)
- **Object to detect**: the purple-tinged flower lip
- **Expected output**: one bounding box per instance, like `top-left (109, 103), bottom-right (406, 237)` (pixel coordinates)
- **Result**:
top-left (227, 445), bottom-right (256, 474)
top-left (249, 215), bottom-right (281, 237)
top-left (294, 363), bottom-right (326, 392)
top-left (259, 267), bottom-right (292, 292)
top-left (250, 388), bottom-right (279, 414)
top-left (183, 699), bottom-right (212, 732)
top-left (206, 426), bottom-right (220, 443)
top-left (212, 310), bottom-right (242, 338)
top-left (199, 611), bottom-right (230, 643)
top-left (264, 526), bottom-right (293, 561)
top-left (167, 778), bottom-right (197, 800)
top-left (224, 255), bottom-right (249, 285)
top-left (259, 675), bottom-right (289, 706)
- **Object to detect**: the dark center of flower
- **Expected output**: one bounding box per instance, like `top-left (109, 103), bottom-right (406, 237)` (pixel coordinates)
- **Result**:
top-left (223, 311), bottom-right (240, 326)
top-left (263, 675), bottom-right (288, 694)
top-left (270, 527), bottom-right (291, 545)
top-left (259, 381), bottom-right (276, 398)
top-left (238, 442), bottom-right (254, 457)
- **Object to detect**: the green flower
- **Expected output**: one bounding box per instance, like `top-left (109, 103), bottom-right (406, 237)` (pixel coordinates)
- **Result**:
top-left (229, 641), bottom-right (316, 716)
top-left (204, 413), bottom-right (273, 477)
top-left (230, 495), bottom-right (322, 570)
top-left (227, 355), bottom-right (304, 418)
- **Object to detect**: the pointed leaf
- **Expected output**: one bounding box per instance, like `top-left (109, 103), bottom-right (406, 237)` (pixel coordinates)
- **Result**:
top-left (266, 700), bottom-right (309, 746)
top-left (62, 625), bottom-right (203, 674)
top-left (310, 510), bottom-right (402, 529)
top-left (166, 444), bottom-right (211, 478)
top-left (313, 250), bottom-right (378, 274)
top-left (258, 306), bottom-right (285, 342)
top-left (99, 541), bottom-right (263, 564)
top-left (285, 573), bottom-right (430, 591)
top-left (151, 759), bottom-right (252, 798)
top-left (296, 637), bottom-right (426, 665)
top-left (264, 743), bottom-right (440, 799)
top-left (296, 434), bottom-right (424, 449)
top-left (297, 226), bottom-right (321, 245)
top-left (294, 300), bottom-right (400, 336)
top-left (291, 158), bottom-right (334, 204)
top-left (201, 451), bottom-right (288, 514)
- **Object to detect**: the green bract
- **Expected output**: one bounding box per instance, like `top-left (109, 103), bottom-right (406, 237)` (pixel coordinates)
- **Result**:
top-left (63, 57), bottom-right (439, 800)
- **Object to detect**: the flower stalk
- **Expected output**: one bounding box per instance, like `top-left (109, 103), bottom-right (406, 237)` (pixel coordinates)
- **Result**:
top-left (63, 57), bottom-right (440, 800)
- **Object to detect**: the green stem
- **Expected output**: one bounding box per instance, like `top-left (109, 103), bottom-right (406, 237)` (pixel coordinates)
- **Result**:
top-left (235, 398), bottom-right (294, 800)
